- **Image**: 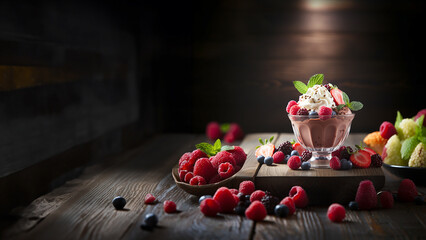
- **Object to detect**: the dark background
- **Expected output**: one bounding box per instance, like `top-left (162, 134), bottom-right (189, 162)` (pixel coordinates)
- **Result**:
top-left (0, 0), bottom-right (425, 215)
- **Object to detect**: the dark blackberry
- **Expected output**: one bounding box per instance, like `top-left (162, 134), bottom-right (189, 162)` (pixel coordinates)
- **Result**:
top-left (323, 84), bottom-right (332, 92)
top-left (340, 146), bottom-right (352, 160)
top-left (370, 154), bottom-right (383, 168)
top-left (261, 193), bottom-right (280, 215)
top-left (301, 150), bottom-right (312, 162)
top-left (297, 108), bottom-right (309, 115)
top-left (277, 141), bottom-right (293, 155)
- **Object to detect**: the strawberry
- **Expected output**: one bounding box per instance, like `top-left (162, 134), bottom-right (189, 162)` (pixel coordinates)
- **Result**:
top-left (292, 142), bottom-right (306, 155)
top-left (330, 88), bottom-right (345, 105)
top-left (349, 150), bottom-right (371, 168)
top-left (363, 147), bottom-right (377, 156)
top-left (255, 143), bottom-right (275, 157)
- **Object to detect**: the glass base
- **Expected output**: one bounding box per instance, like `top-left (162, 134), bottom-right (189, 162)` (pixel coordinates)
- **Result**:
top-left (309, 151), bottom-right (332, 168)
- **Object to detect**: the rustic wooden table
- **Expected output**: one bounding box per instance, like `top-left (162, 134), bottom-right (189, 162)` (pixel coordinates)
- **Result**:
top-left (3, 133), bottom-right (426, 240)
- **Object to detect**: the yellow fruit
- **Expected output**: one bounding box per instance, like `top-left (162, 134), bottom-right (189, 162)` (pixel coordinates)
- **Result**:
top-left (408, 142), bottom-right (425, 168)
top-left (398, 118), bottom-right (417, 140)
top-left (363, 131), bottom-right (387, 155)
top-left (383, 135), bottom-right (405, 166)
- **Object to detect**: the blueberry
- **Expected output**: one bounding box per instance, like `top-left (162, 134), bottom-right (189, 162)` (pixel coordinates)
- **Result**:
top-left (237, 193), bottom-right (250, 202)
top-left (274, 204), bottom-right (289, 217)
top-left (257, 155), bottom-right (265, 164)
top-left (332, 111), bottom-right (337, 116)
top-left (309, 111), bottom-right (318, 118)
top-left (140, 223), bottom-right (154, 231)
top-left (284, 155), bottom-right (291, 164)
top-left (144, 213), bottom-right (158, 227)
top-left (348, 201), bottom-right (358, 210)
top-left (199, 195), bottom-right (212, 204)
top-left (112, 196), bottom-right (126, 210)
top-left (301, 162), bottom-right (311, 170)
top-left (234, 203), bottom-right (247, 216)
top-left (291, 150), bottom-right (299, 156)
top-left (414, 195), bottom-right (424, 205)
top-left (264, 156), bottom-right (273, 166)
top-left (340, 159), bottom-right (352, 170)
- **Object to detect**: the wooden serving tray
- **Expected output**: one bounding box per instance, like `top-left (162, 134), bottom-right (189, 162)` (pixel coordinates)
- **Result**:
top-left (173, 133), bottom-right (385, 205)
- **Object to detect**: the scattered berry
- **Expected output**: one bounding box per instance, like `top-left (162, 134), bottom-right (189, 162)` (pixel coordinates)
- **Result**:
top-left (340, 159), bottom-right (352, 170)
top-left (274, 204), bottom-right (289, 218)
top-left (276, 141), bottom-right (293, 155)
top-left (288, 156), bottom-right (301, 170)
top-left (378, 191), bottom-right (394, 209)
top-left (273, 151), bottom-right (285, 163)
top-left (257, 155), bottom-right (265, 164)
top-left (284, 155), bottom-right (291, 164)
top-left (199, 195), bottom-right (213, 204)
top-left (380, 121), bottom-right (397, 139)
top-left (224, 123), bottom-right (244, 143)
top-left (112, 196), bottom-right (126, 210)
top-left (398, 179), bottom-right (418, 202)
top-left (327, 203), bottom-right (346, 222)
top-left (301, 161), bottom-right (311, 170)
top-left (348, 201), bottom-right (358, 210)
top-left (264, 156), bottom-right (273, 166)
top-left (234, 201), bottom-right (248, 216)
top-left (218, 162), bottom-right (235, 179)
top-left (261, 193), bottom-right (280, 214)
top-left (355, 180), bottom-right (377, 210)
top-left (340, 146), bottom-right (352, 160)
top-left (163, 200), bottom-right (177, 213)
top-left (289, 186), bottom-right (309, 208)
top-left (291, 150), bottom-right (299, 156)
top-left (189, 176), bottom-right (206, 186)
top-left (239, 181), bottom-right (255, 195)
top-left (330, 88), bottom-right (345, 105)
top-left (184, 172), bottom-right (194, 183)
top-left (245, 201), bottom-right (267, 221)
top-left (250, 190), bottom-right (266, 202)
top-left (309, 111), bottom-right (318, 118)
top-left (297, 108), bottom-right (309, 115)
top-left (194, 157), bottom-right (217, 182)
top-left (200, 198), bottom-right (221, 217)
top-left (144, 193), bottom-right (156, 204)
top-left (213, 187), bottom-right (238, 213)
top-left (255, 143), bottom-right (275, 158)
top-left (292, 142), bottom-right (306, 155)
top-left (229, 188), bottom-right (239, 195)
top-left (414, 196), bottom-right (424, 205)
top-left (370, 154), bottom-right (383, 168)
top-left (301, 150), bottom-right (312, 162)
top-left (211, 151), bottom-right (236, 169)
top-left (318, 106), bottom-right (332, 120)
top-left (286, 100), bottom-right (298, 113)
top-left (144, 213), bottom-right (158, 228)
top-left (227, 146), bottom-right (247, 166)
top-left (330, 156), bottom-right (341, 170)
top-left (233, 194), bottom-right (240, 204)
top-left (350, 150), bottom-right (371, 168)
top-left (363, 147), bottom-right (377, 156)
top-left (280, 197), bottom-right (296, 216)
top-left (238, 193), bottom-right (250, 202)
top-left (289, 105), bottom-right (301, 115)
top-left (206, 121), bottom-right (222, 141)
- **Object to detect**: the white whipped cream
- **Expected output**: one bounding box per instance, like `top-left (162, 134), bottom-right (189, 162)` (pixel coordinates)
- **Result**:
top-left (297, 85), bottom-right (336, 111)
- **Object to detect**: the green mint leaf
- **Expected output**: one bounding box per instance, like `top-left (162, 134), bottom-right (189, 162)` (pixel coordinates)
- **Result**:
top-left (416, 115), bottom-right (424, 131)
top-left (259, 138), bottom-right (264, 145)
top-left (290, 139), bottom-right (296, 145)
top-left (419, 136), bottom-right (426, 145)
top-left (349, 101), bottom-right (363, 111)
top-left (342, 91), bottom-right (350, 104)
top-left (395, 111), bottom-right (403, 128)
top-left (293, 81), bottom-right (308, 94)
top-left (213, 139), bottom-right (222, 152)
top-left (336, 104), bottom-right (345, 111)
top-left (221, 145), bottom-right (235, 151)
top-left (400, 136), bottom-right (419, 161)
top-left (269, 136), bottom-right (274, 143)
top-left (307, 74), bottom-right (324, 88)
top-left (196, 142), bottom-right (215, 157)
top-left (256, 146), bottom-right (260, 149)
top-left (220, 123), bottom-right (230, 134)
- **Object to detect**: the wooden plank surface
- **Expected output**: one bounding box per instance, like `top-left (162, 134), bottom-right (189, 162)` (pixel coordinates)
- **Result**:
top-left (4, 133), bottom-right (426, 240)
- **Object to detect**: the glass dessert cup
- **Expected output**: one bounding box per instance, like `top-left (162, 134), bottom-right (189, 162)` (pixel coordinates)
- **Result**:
top-left (288, 114), bottom-right (355, 168)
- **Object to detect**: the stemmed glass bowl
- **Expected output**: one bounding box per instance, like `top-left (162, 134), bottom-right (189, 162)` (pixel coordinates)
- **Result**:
top-left (288, 114), bottom-right (355, 168)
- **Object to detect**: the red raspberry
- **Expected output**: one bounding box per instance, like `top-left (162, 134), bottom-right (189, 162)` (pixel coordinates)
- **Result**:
top-left (398, 179), bottom-right (418, 202)
top-left (288, 156), bottom-right (301, 170)
top-left (229, 188), bottom-right (239, 195)
top-left (329, 156), bottom-right (341, 170)
top-left (239, 181), bottom-right (255, 195)
top-left (297, 108), bottom-right (309, 115)
top-left (209, 174), bottom-right (222, 184)
top-left (179, 170), bottom-right (188, 181)
top-left (227, 146), bottom-right (247, 166)
top-left (245, 201), bottom-right (267, 221)
top-left (272, 151), bottom-right (285, 163)
top-left (211, 151), bottom-right (236, 169)
top-left (178, 152), bottom-right (191, 166)
top-left (234, 165), bottom-right (242, 173)
top-left (218, 162), bottom-right (234, 179)
top-left (213, 187), bottom-right (238, 213)
top-left (280, 197), bottom-right (295, 216)
top-left (200, 198), bottom-right (220, 217)
top-left (289, 186), bottom-right (309, 208)
top-left (189, 176), bottom-right (206, 186)
top-left (224, 132), bottom-right (235, 143)
top-left (250, 190), bottom-right (266, 202)
top-left (355, 180), bottom-right (377, 210)
top-left (229, 123), bottom-right (244, 140)
top-left (318, 106), bottom-right (332, 120)
top-left (286, 100), bottom-right (298, 113)
top-left (289, 105), bottom-right (301, 115)
top-left (233, 194), bottom-right (240, 204)
top-left (144, 193), bottom-right (156, 204)
top-left (184, 172), bottom-right (194, 183)
top-left (189, 149), bottom-right (208, 165)
top-left (378, 191), bottom-right (394, 209)
top-left (379, 121), bottom-right (397, 139)
top-left (206, 121), bottom-right (222, 140)
top-left (327, 203), bottom-right (345, 222)
top-left (194, 157), bottom-right (217, 182)
top-left (164, 200), bottom-right (177, 213)
top-left (178, 160), bottom-right (194, 173)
